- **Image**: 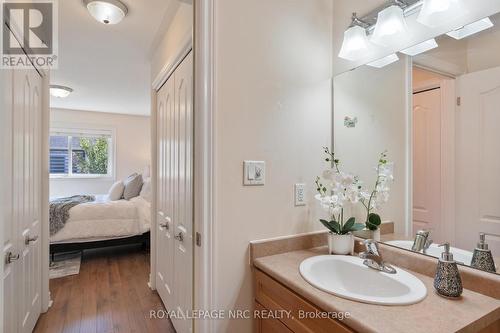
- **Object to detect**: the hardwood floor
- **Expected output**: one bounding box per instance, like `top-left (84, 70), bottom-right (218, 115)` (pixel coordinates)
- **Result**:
top-left (34, 245), bottom-right (176, 333)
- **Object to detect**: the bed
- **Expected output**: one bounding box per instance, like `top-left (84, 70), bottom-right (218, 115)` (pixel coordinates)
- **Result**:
top-left (50, 178), bottom-right (152, 256)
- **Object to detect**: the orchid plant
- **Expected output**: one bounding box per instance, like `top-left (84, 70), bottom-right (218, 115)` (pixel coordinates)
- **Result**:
top-left (315, 148), bottom-right (393, 234)
top-left (359, 151), bottom-right (394, 231)
top-left (315, 147), bottom-right (365, 235)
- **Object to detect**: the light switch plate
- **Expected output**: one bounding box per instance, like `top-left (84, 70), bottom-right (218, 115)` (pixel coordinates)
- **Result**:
top-left (243, 161), bottom-right (265, 186)
top-left (295, 183), bottom-right (306, 206)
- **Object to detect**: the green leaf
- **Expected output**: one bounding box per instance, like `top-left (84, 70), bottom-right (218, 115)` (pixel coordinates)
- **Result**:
top-left (366, 213), bottom-right (382, 230)
top-left (330, 221), bottom-right (341, 234)
top-left (342, 217), bottom-right (355, 233)
top-left (352, 223), bottom-right (365, 231)
top-left (320, 219), bottom-right (341, 234)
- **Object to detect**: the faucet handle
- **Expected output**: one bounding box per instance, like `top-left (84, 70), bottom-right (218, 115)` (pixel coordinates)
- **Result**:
top-left (364, 239), bottom-right (380, 256)
top-left (424, 238), bottom-right (433, 250)
top-left (416, 229), bottom-right (430, 237)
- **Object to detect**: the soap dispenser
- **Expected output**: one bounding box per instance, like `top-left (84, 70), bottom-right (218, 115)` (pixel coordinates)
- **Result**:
top-left (434, 243), bottom-right (463, 298)
top-left (471, 233), bottom-right (496, 273)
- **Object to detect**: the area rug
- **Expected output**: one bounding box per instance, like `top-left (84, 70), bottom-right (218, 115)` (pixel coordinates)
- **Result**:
top-left (49, 252), bottom-right (81, 279)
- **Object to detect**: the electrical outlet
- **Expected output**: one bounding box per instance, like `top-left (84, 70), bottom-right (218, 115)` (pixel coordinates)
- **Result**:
top-left (295, 183), bottom-right (306, 206)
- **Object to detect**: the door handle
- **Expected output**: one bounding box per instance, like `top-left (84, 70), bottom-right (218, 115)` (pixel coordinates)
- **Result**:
top-left (5, 252), bottom-right (20, 265)
top-left (174, 232), bottom-right (184, 242)
top-left (159, 216), bottom-right (171, 230)
top-left (25, 235), bottom-right (39, 245)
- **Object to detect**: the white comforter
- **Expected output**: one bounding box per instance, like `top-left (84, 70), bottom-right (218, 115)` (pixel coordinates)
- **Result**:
top-left (50, 194), bottom-right (151, 243)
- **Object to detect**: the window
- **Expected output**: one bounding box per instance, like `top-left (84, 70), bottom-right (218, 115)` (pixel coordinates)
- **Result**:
top-left (50, 128), bottom-right (114, 178)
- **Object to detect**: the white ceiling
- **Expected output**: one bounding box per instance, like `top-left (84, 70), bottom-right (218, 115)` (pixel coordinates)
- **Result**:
top-left (50, 0), bottom-right (179, 116)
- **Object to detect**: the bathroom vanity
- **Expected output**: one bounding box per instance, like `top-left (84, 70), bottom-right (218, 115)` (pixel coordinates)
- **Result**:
top-left (251, 233), bottom-right (500, 333)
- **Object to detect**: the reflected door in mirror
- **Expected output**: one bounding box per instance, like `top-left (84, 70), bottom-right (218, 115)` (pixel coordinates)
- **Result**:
top-left (413, 86), bottom-right (443, 243)
top-left (456, 67), bottom-right (500, 255)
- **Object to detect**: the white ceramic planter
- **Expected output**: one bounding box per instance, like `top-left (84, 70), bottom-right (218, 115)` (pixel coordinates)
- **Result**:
top-left (354, 228), bottom-right (381, 241)
top-left (328, 232), bottom-right (354, 255)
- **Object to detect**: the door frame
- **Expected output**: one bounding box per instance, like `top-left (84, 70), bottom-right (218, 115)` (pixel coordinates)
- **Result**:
top-left (411, 65), bottom-right (456, 244)
top-left (150, 2), bottom-right (217, 332)
top-left (37, 68), bottom-right (51, 313)
top-left (41, 70), bottom-right (51, 313)
top-left (193, 1), bottom-right (215, 332)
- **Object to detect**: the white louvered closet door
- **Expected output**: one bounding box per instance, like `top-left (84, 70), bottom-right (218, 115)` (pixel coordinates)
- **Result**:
top-left (3, 66), bottom-right (43, 333)
top-left (156, 51), bottom-right (193, 333)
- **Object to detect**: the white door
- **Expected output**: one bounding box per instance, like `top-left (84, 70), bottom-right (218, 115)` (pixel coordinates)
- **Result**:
top-left (172, 52), bottom-right (193, 333)
top-left (456, 67), bottom-right (500, 256)
top-left (156, 51), bottom-right (193, 333)
top-left (3, 67), bottom-right (43, 333)
top-left (156, 70), bottom-right (176, 311)
top-left (413, 88), bottom-right (443, 242)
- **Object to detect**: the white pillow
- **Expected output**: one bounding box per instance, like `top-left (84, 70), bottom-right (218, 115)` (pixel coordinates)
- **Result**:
top-left (140, 177), bottom-right (152, 202)
top-left (108, 181), bottom-right (125, 201)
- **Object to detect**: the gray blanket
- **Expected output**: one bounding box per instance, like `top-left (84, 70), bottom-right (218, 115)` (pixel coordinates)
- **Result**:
top-left (49, 195), bottom-right (95, 236)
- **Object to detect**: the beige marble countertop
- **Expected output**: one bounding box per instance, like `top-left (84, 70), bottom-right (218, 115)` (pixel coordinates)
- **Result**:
top-left (254, 247), bottom-right (500, 333)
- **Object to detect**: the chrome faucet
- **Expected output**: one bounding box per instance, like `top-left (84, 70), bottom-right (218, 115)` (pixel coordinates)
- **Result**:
top-left (359, 239), bottom-right (397, 274)
top-left (412, 230), bottom-right (433, 253)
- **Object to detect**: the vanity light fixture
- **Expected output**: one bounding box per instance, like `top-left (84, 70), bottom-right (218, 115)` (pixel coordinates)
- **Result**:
top-left (400, 38), bottom-right (438, 56)
top-left (367, 53), bottom-right (400, 68)
top-left (83, 0), bottom-right (128, 25)
top-left (50, 85), bottom-right (73, 98)
top-left (446, 17), bottom-right (494, 40)
top-left (371, 4), bottom-right (408, 46)
top-left (417, 0), bottom-right (465, 28)
top-left (338, 13), bottom-right (371, 61)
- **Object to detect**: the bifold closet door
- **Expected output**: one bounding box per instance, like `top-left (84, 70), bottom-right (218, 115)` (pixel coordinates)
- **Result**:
top-left (3, 67), bottom-right (43, 333)
top-left (156, 72), bottom-right (176, 311)
top-left (156, 51), bottom-right (194, 333)
top-left (171, 52), bottom-right (193, 333)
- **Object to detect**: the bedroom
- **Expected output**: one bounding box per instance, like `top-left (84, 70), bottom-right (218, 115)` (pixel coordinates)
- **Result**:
top-left (45, 0), bottom-right (155, 257)
top-left (24, 0), bottom-right (192, 332)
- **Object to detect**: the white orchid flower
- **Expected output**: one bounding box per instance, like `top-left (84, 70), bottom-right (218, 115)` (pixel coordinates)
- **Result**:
top-left (379, 162), bottom-right (394, 180)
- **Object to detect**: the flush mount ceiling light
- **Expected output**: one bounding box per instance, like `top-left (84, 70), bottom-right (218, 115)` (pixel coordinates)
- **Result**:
top-left (83, 0), bottom-right (128, 25)
top-left (417, 0), bottom-right (465, 28)
top-left (371, 5), bottom-right (408, 46)
top-left (446, 17), bottom-right (494, 40)
top-left (338, 13), bottom-right (371, 61)
top-left (50, 85), bottom-right (73, 98)
top-left (401, 38), bottom-right (438, 56)
top-left (367, 53), bottom-right (400, 68)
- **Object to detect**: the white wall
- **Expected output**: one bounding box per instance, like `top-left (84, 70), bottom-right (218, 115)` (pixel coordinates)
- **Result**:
top-left (333, 60), bottom-right (410, 235)
top-left (49, 108), bottom-right (150, 197)
top-left (151, 3), bottom-right (193, 81)
top-left (212, 0), bottom-right (332, 332)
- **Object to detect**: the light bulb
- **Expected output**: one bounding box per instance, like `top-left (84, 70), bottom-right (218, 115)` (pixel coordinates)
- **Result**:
top-left (417, 0), bottom-right (466, 28)
top-left (371, 5), bottom-right (408, 46)
top-left (338, 25), bottom-right (371, 61)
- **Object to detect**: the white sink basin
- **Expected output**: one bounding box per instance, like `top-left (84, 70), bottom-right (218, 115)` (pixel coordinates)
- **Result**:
top-left (386, 240), bottom-right (473, 266)
top-left (299, 255), bottom-right (427, 305)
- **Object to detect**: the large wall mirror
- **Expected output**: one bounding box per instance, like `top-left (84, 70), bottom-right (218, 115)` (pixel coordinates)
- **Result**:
top-left (333, 4), bottom-right (500, 275)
